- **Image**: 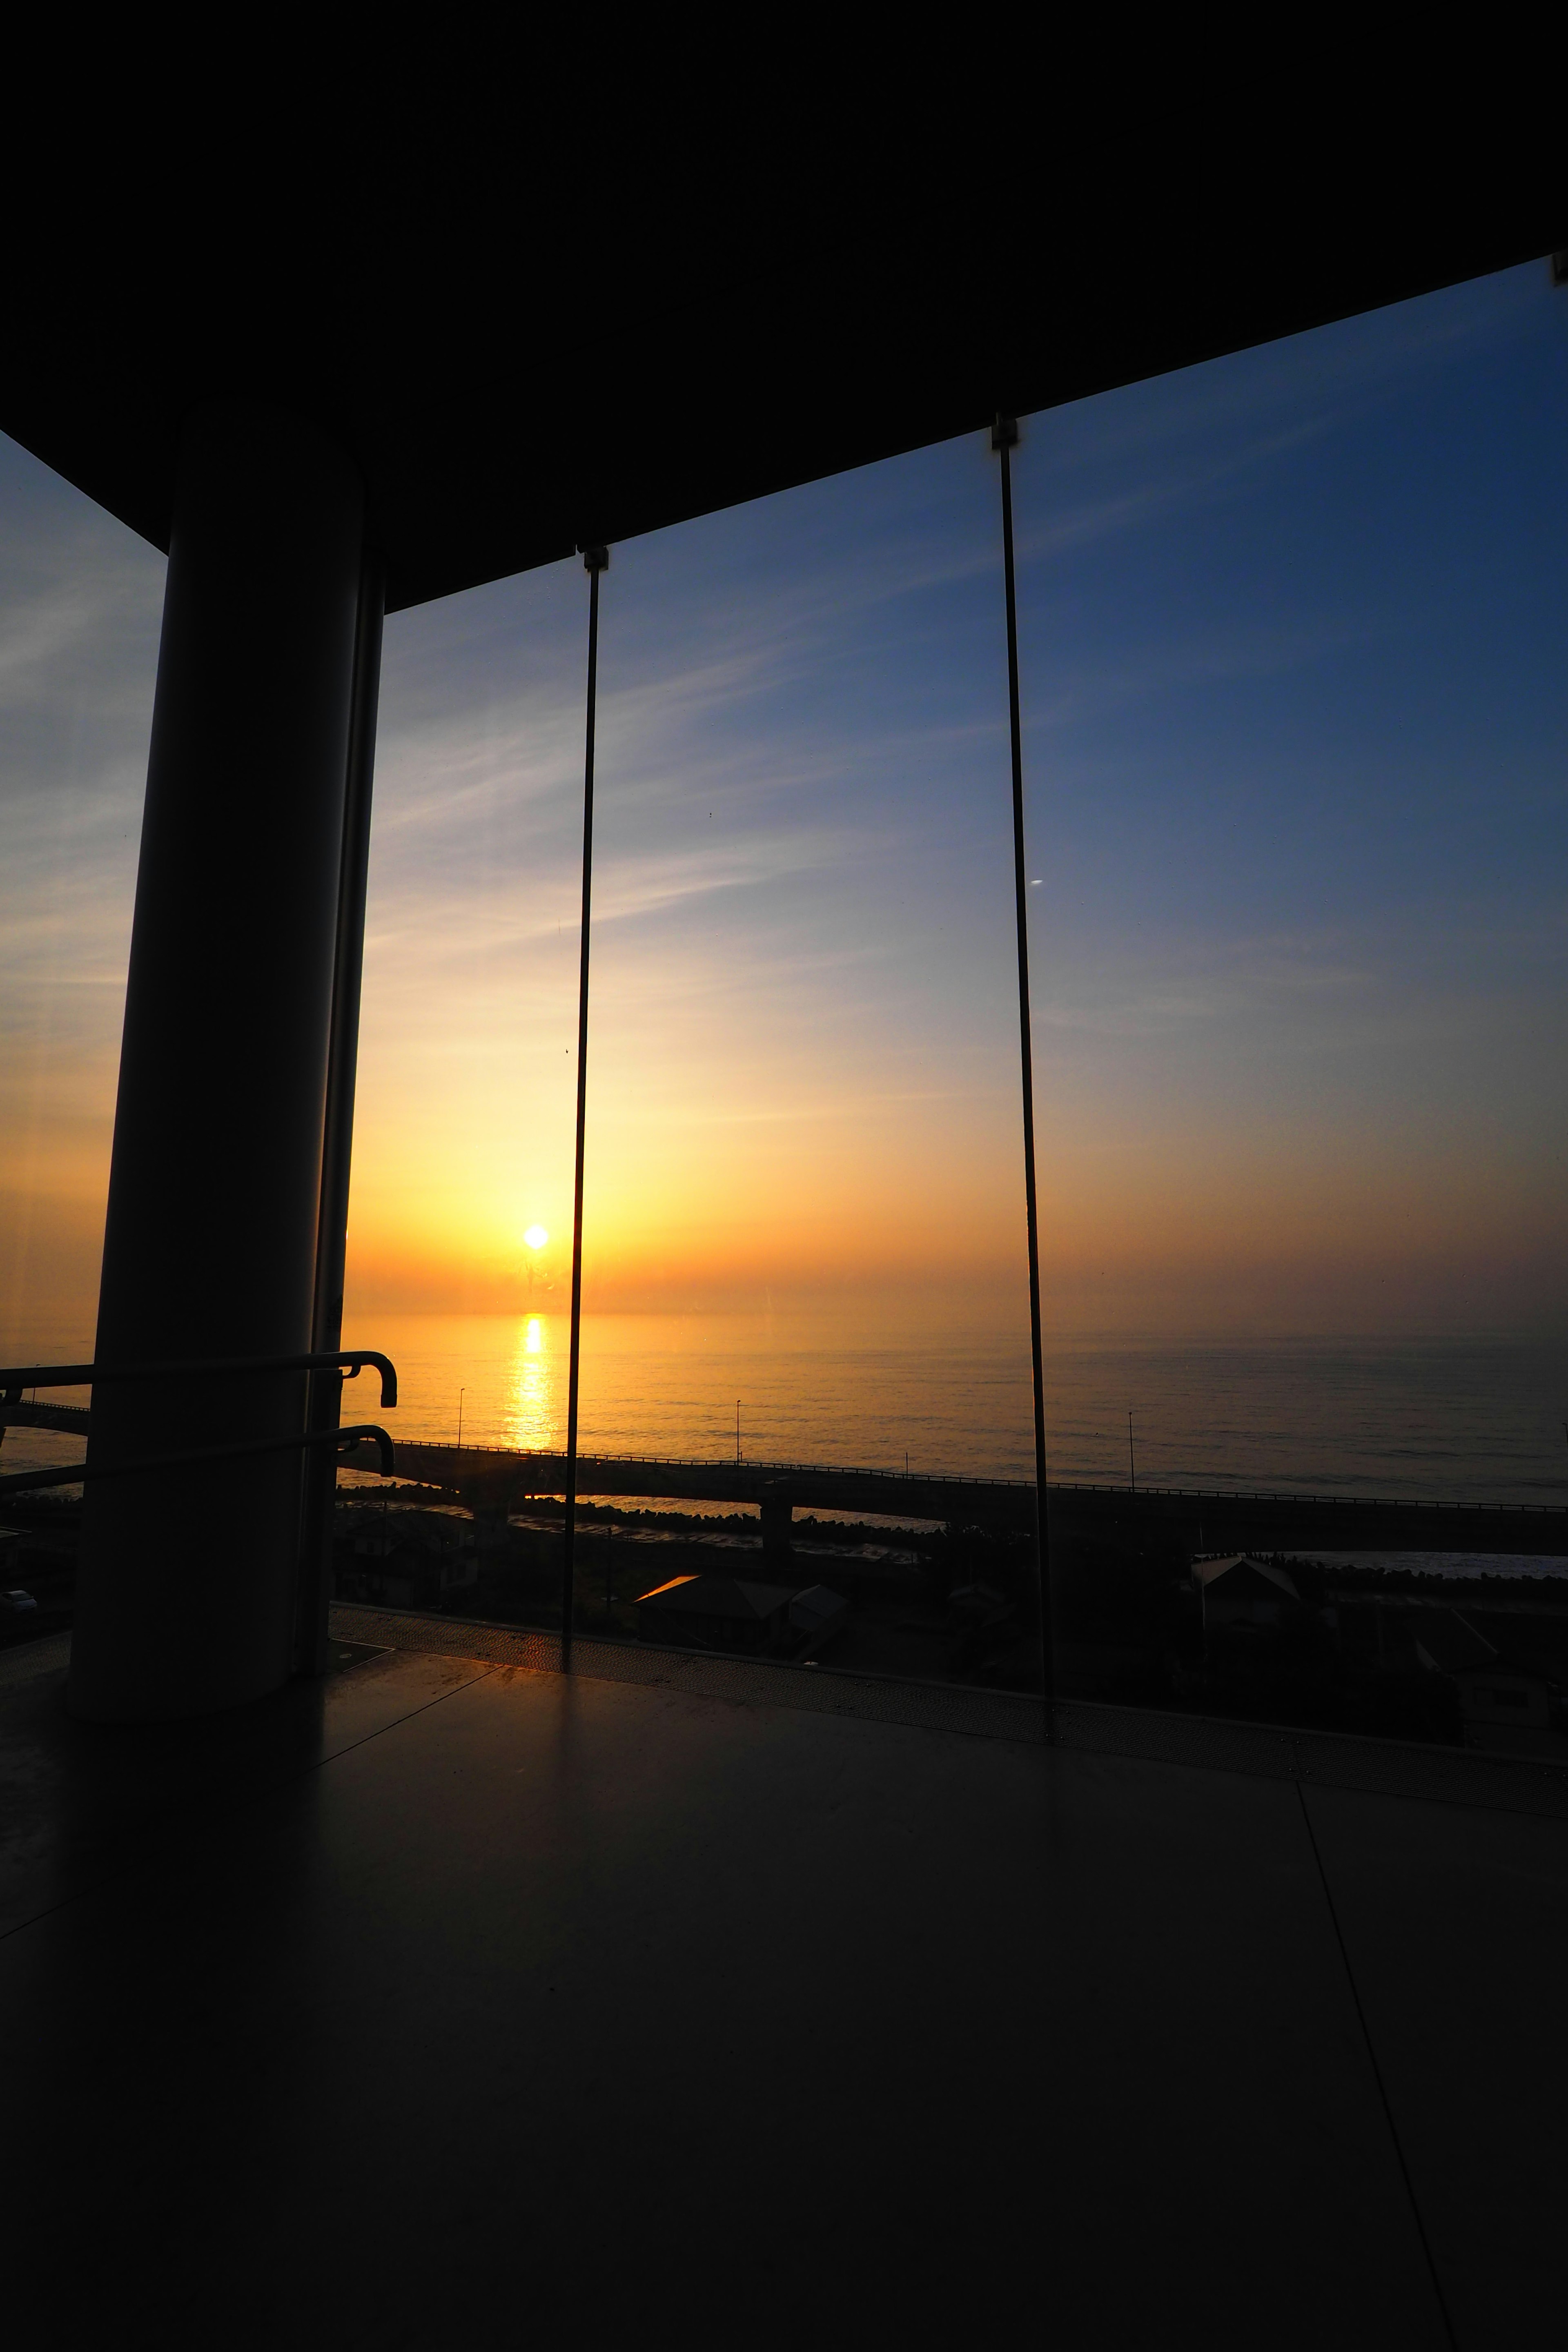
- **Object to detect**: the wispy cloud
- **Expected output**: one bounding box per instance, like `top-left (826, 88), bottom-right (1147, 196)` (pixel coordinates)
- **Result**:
top-left (5, 259), bottom-right (1566, 1342)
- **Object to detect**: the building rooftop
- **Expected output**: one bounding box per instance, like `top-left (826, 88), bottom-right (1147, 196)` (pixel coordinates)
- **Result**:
top-left (1195, 1555), bottom-right (1303, 1598)
top-left (1413, 1610), bottom-right (1499, 1677)
top-left (637, 1572), bottom-right (798, 1620)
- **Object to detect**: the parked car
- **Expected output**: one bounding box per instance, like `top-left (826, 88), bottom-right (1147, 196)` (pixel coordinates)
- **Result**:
top-left (2, 1589), bottom-right (38, 1615)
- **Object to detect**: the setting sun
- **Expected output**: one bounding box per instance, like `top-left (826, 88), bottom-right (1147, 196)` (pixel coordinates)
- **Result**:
top-left (524, 1225), bottom-right (549, 1249)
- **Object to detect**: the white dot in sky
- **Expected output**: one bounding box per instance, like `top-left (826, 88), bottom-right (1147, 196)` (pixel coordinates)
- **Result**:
top-left (524, 1225), bottom-right (549, 1249)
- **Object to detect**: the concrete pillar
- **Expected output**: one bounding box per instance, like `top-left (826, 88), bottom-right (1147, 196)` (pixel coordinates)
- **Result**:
top-left (760, 1487), bottom-right (795, 1572)
top-left (69, 403), bottom-right (364, 1722)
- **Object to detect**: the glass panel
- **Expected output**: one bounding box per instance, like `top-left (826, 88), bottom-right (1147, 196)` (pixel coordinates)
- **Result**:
top-left (10, 264), bottom-right (1563, 1746)
top-left (579, 448), bottom-right (1032, 1670)
top-left (336, 562), bottom-right (584, 1623)
top-left (0, 431), bottom-right (164, 1637)
top-left (340, 445), bottom-right (1045, 1677)
top-left (1012, 260), bottom-right (1568, 1742)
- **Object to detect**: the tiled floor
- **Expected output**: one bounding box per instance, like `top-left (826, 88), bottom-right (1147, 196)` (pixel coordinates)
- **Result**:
top-left (2, 1637), bottom-right (1561, 2348)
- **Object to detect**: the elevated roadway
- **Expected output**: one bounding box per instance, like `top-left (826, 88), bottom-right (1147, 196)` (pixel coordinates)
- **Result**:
top-left (0, 1401), bottom-right (92, 1437)
top-left (356, 1439), bottom-right (1568, 1559)
top-left (12, 1407), bottom-right (1562, 1557)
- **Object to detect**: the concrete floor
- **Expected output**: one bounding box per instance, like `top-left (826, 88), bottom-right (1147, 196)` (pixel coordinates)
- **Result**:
top-left (2, 1642), bottom-right (1564, 2350)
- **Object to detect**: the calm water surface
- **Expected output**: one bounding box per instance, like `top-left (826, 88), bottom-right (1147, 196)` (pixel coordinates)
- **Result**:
top-left (355, 1313), bottom-right (1568, 1507)
top-left (9, 1310), bottom-right (1568, 1516)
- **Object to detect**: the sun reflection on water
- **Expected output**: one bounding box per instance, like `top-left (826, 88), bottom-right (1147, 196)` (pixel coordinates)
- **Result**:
top-left (504, 1315), bottom-right (559, 1450)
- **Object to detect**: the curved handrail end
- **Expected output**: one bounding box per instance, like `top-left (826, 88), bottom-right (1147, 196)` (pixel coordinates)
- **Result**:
top-left (338, 1424), bottom-right (396, 1476)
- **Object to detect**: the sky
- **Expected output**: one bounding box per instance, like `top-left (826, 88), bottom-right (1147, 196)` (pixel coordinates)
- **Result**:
top-left (2, 258), bottom-right (1566, 1355)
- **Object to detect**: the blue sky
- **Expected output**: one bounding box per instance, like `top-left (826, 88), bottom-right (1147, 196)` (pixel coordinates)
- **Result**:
top-left (2, 256), bottom-right (1564, 1351)
top-left (1007, 263), bottom-right (1568, 1330)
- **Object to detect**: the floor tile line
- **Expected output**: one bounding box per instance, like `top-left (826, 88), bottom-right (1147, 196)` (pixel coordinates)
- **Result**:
top-left (0, 1659), bottom-right (501, 1948)
top-left (1296, 1780), bottom-right (1459, 2352)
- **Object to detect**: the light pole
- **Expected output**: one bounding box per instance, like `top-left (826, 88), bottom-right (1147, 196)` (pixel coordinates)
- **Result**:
top-left (457, 1387), bottom-right (465, 1457)
top-left (735, 1399), bottom-right (741, 1466)
top-left (1128, 1410), bottom-right (1136, 1492)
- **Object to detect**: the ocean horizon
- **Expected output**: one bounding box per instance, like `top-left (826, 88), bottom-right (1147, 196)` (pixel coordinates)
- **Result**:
top-left (8, 1311), bottom-right (1566, 1541)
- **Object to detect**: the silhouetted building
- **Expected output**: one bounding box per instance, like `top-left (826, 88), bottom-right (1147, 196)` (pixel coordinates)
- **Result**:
top-left (1410, 1608), bottom-right (1496, 1679)
top-left (1194, 1555), bottom-right (1302, 1633)
top-left (1412, 1607), bottom-right (1563, 1752)
top-left (788, 1584), bottom-right (849, 1653)
top-left (335, 1510), bottom-right (478, 1610)
top-left (637, 1572), bottom-right (797, 1653)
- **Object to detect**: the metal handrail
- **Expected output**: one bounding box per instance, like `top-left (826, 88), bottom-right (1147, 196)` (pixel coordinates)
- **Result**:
top-left (0, 1350), bottom-right (397, 1408)
top-left (0, 1421), bottom-right (395, 1496)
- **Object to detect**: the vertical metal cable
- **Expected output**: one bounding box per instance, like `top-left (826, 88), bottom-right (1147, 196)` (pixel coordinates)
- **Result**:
top-left (561, 546), bottom-right (608, 1667)
top-left (993, 417), bottom-right (1054, 1720)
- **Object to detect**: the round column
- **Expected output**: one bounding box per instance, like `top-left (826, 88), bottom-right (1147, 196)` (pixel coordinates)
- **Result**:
top-left (70, 403), bottom-right (365, 1722)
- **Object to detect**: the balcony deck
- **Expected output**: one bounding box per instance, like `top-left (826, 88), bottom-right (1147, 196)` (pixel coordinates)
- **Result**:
top-left (2, 1618), bottom-right (1564, 2349)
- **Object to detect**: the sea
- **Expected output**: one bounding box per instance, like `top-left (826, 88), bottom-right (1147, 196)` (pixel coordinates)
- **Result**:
top-left (6, 1311), bottom-right (1568, 1577)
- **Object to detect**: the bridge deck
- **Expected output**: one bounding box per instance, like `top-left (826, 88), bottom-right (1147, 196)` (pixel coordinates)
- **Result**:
top-left (0, 1400), bottom-right (92, 1434)
top-left (368, 1441), bottom-right (1568, 1558)
top-left (9, 1409), bottom-right (1563, 1556)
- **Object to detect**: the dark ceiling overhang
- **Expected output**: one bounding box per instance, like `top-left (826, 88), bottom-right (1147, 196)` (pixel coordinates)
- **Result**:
top-left (2, 127), bottom-right (1559, 614)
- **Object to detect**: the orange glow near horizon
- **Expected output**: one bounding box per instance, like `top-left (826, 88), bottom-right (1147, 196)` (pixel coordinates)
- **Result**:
top-left (337, 1022), bottom-right (1568, 1336)
top-left (7, 268), bottom-right (1568, 1360)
